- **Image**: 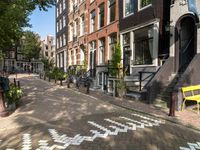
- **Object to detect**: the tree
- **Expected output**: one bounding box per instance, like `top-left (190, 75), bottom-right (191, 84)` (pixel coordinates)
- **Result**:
top-left (41, 56), bottom-right (54, 72)
top-left (0, 0), bottom-right (55, 57)
top-left (109, 42), bottom-right (122, 77)
top-left (21, 31), bottom-right (41, 61)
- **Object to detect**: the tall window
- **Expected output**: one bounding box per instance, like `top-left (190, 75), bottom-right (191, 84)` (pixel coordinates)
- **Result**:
top-left (56, 7), bottom-right (59, 17)
top-left (139, 0), bottom-right (152, 9)
top-left (69, 0), bottom-right (73, 12)
top-left (76, 49), bottom-right (79, 64)
top-left (124, 0), bottom-right (134, 17)
top-left (60, 36), bottom-right (62, 47)
top-left (59, 19), bottom-right (62, 30)
top-left (90, 10), bottom-right (96, 33)
top-left (56, 21), bottom-right (59, 32)
top-left (69, 23), bottom-right (73, 41)
top-left (109, 0), bottom-right (116, 23)
top-left (80, 15), bottom-right (85, 36)
top-left (63, 0), bottom-right (66, 10)
top-left (63, 16), bottom-right (66, 27)
top-left (63, 34), bottom-right (66, 46)
top-left (98, 38), bottom-right (105, 64)
top-left (56, 38), bottom-right (59, 48)
top-left (134, 27), bottom-right (153, 65)
top-left (75, 19), bottom-right (78, 37)
top-left (99, 3), bottom-right (104, 28)
top-left (109, 33), bottom-right (117, 60)
top-left (59, 3), bottom-right (62, 14)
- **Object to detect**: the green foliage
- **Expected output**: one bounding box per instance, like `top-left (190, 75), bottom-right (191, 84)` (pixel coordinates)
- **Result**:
top-left (0, 0), bottom-right (55, 52)
top-left (141, 0), bottom-right (152, 7)
top-left (21, 31), bottom-right (41, 60)
top-left (50, 67), bottom-right (66, 81)
top-left (5, 84), bottom-right (23, 105)
top-left (109, 42), bottom-right (122, 77)
top-left (41, 57), bottom-right (54, 72)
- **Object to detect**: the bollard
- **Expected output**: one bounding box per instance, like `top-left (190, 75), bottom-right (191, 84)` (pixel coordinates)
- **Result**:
top-left (169, 91), bottom-right (176, 117)
top-left (48, 77), bottom-right (51, 82)
top-left (14, 78), bottom-right (16, 86)
top-left (60, 80), bottom-right (63, 86)
top-left (17, 80), bottom-right (21, 88)
top-left (86, 81), bottom-right (90, 94)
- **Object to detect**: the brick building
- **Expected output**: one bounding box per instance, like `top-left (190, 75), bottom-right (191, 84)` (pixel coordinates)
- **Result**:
top-left (67, 0), bottom-right (88, 67)
top-left (56, 0), bottom-right (68, 71)
top-left (87, 0), bottom-right (119, 90)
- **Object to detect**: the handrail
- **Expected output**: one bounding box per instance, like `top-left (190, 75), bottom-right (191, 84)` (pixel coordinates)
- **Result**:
top-left (182, 36), bottom-right (194, 54)
top-left (124, 71), bottom-right (156, 91)
top-left (139, 71), bottom-right (156, 91)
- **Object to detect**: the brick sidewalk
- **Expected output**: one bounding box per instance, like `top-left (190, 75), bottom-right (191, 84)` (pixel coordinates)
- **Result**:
top-left (70, 83), bottom-right (200, 131)
top-left (8, 74), bottom-right (200, 131)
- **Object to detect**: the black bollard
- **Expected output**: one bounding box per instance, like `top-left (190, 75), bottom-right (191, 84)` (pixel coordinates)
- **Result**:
top-left (17, 80), bottom-right (21, 88)
top-left (60, 80), bottom-right (63, 86)
top-left (169, 92), bottom-right (176, 117)
top-left (14, 78), bottom-right (16, 86)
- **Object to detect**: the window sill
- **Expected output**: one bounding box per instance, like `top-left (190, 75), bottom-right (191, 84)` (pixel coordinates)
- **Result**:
top-left (130, 64), bottom-right (156, 68)
top-left (138, 4), bottom-right (152, 12)
top-left (123, 12), bottom-right (134, 18)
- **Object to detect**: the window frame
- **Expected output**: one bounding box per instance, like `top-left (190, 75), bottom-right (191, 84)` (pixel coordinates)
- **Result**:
top-left (98, 3), bottom-right (105, 29)
top-left (90, 10), bottom-right (96, 33)
top-left (138, 0), bottom-right (152, 11)
top-left (123, 0), bottom-right (134, 18)
top-left (80, 15), bottom-right (85, 36)
top-left (108, 0), bottom-right (116, 24)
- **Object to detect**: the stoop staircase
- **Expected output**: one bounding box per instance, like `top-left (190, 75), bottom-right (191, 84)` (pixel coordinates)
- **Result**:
top-left (153, 73), bottom-right (181, 108)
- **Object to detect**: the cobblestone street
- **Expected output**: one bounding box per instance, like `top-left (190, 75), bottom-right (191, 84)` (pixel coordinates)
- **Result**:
top-left (0, 75), bottom-right (200, 150)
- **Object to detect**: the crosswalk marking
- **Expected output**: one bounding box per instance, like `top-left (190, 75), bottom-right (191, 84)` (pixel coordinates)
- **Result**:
top-left (0, 113), bottom-right (164, 150)
top-left (180, 142), bottom-right (200, 150)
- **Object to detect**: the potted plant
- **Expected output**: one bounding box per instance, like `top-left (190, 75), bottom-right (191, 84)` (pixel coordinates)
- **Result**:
top-left (5, 84), bottom-right (23, 111)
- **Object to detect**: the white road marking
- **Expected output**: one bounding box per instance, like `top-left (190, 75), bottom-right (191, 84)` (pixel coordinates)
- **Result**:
top-left (1, 114), bottom-right (164, 150)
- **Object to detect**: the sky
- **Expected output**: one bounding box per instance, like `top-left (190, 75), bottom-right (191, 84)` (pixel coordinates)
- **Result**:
top-left (27, 6), bottom-right (55, 40)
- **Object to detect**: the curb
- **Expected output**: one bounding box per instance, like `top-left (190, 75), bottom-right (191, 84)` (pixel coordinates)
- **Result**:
top-left (38, 77), bottom-right (200, 133)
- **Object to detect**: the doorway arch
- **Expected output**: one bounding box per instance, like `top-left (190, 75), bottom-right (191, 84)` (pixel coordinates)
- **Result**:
top-left (175, 15), bottom-right (197, 73)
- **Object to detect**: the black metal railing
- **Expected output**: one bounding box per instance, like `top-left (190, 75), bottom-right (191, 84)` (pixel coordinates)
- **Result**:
top-left (138, 71), bottom-right (156, 91)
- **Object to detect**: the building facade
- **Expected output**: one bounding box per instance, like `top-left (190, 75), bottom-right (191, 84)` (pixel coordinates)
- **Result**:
top-left (56, 0), bottom-right (68, 71)
top-left (67, 0), bottom-right (88, 68)
top-left (168, 0), bottom-right (200, 110)
top-left (3, 44), bottom-right (43, 73)
top-left (119, 0), bottom-right (170, 76)
top-left (41, 35), bottom-right (56, 62)
top-left (87, 0), bottom-right (119, 90)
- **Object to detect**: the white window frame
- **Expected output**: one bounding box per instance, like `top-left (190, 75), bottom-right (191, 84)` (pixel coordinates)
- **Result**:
top-left (63, 34), bottom-right (66, 46)
top-left (80, 15), bottom-right (85, 36)
top-left (90, 10), bottom-right (96, 33)
top-left (63, 0), bottom-right (66, 10)
top-left (138, 0), bottom-right (152, 11)
top-left (98, 38), bottom-right (105, 65)
top-left (98, 3), bottom-right (104, 29)
top-left (56, 22), bottom-right (59, 32)
top-left (69, 23), bottom-right (73, 41)
top-left (123, 0), bottom-right (134, 17)
top-left (69, 0), bottom-right (73, 12)
top-left (63, 16), bottom-right (66, 27)
top-left (108, 0), bottom-right (116, 24)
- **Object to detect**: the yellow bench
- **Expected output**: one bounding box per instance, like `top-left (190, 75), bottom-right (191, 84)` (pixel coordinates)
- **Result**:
top-left (181, 85), bottom-right (200, 114)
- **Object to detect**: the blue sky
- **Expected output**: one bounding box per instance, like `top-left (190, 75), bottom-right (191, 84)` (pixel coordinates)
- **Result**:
top-left (28, 6), bottom-right (55, 40)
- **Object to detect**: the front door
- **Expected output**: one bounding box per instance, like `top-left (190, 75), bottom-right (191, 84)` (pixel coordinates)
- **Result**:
top-left (178, 16), bottom-right (196, 73)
